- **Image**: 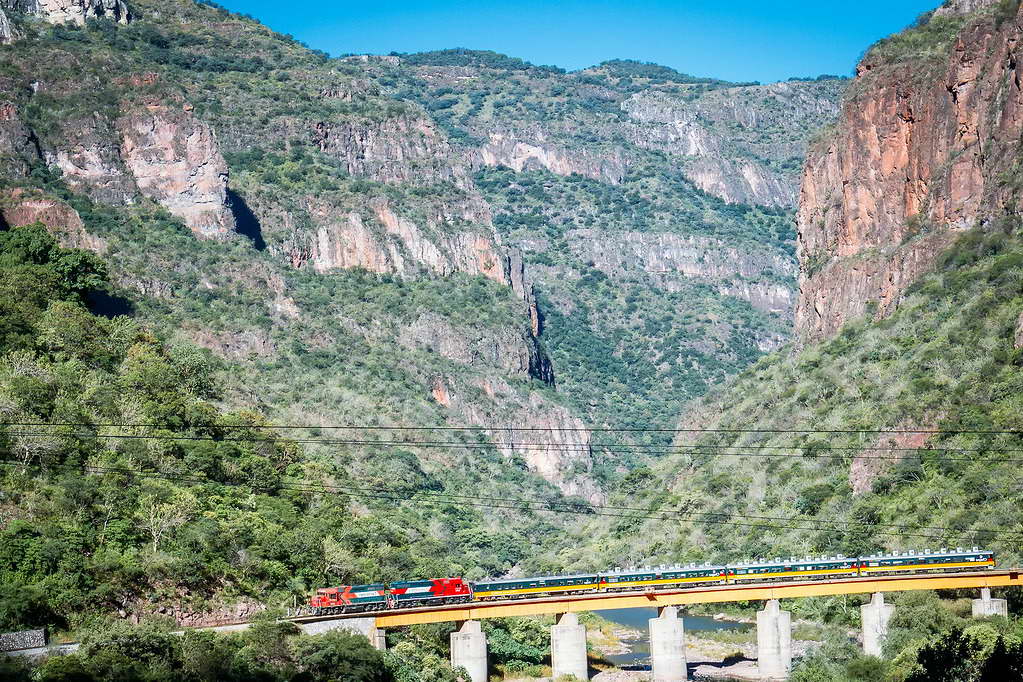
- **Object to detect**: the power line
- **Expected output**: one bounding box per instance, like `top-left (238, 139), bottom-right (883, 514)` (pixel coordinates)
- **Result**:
top-left (2, 421), bottom-right (1022, 436)
top-left (2, 458), bottom-right (1020, 543)
top-left (6, 430), bottom-right (1023, 464)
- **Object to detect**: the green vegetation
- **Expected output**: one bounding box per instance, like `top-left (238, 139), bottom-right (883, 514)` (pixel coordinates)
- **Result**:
top-left (790, 591), bottom-right (1023, 682)
top-left (478, 165), bottom-right (792, 458)
top-left (399, 48), bottom-right (564, 74)
top-left (864, 11), bottom-right (968, 66)
top-left (478, 165), bottom-right (796, 251)
top-left (594, 59), bottom-right (727, 85)
top-left (0, 0), bottom-right (837, 659)
top-left (0, 223), bottom-right (569, 642)
top-left (0, 618), bottom-right (393, 682)
top-left (552, 221), bottom-right (1023, 573)
top-left (0, 0), bottom-right (837, 527)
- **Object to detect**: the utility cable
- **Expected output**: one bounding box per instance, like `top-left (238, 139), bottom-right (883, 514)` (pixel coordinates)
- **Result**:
top-left (2, 458), bottom-right (1020, 542)
top-left (6, 429), bottom-right (1023, 464)
top-left (2, 421), bottom-right (1022, 436)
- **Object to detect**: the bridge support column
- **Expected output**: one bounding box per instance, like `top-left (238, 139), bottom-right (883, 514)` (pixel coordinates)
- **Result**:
top-left (756, 599), bottom-right (791, 680)
top-left (450, 621), bottom-right (487, 682)
top-left (860, 593), bottom-right (893, 657)
top-left (369, 626), bottom-right (386, 652)
top-left (972, 588), bottom-right (1008, 618)
top-left (649, 606), bottom-right (687, 681)
top-left (551, 612), bottom-right (588, 681)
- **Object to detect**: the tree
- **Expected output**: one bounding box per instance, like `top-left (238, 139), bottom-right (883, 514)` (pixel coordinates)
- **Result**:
top-left (907, 627), bottom-right (981, 682)
top-left (135, 480), bottom-right (197, 552)
top-left (978, 637), bottom-right (1023, 682)
top-left (291, 630), bottom-right (390, 682)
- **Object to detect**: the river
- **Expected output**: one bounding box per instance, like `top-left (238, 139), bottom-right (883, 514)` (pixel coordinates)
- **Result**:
top-left (592, 608), bottom-right (752, 667)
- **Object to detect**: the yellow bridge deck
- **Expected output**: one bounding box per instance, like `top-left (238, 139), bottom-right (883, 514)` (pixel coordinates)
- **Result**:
top-left (363, 570), bottom-right (1020, 628)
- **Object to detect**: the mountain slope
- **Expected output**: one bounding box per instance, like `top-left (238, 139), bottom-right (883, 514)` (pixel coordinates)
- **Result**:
top-left (796, 0), bottom-right (1023, 341)
top-left (0, 0), bottom-right (846, 496)
top-left (548, 0), bottom-right (1023, 575)
top-left (0, 0), bottom-right (847, 628)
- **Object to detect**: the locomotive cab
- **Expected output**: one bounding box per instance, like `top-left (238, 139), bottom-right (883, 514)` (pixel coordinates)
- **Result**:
top-left (311, 587), bottom-right (339, 608)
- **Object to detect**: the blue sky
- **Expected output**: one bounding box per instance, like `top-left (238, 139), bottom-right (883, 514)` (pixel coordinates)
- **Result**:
top-left (216, 0), bottom-right (941, 83)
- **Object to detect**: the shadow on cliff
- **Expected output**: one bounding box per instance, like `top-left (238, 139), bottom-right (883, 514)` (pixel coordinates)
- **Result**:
top-left (87, 288), bottom-right (136, 318)
top-left (228, 189), bottom-right (265, 251)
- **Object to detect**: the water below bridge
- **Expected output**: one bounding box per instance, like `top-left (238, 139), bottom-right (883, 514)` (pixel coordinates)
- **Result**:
top-left (594, 607), bottom-right (751, 667)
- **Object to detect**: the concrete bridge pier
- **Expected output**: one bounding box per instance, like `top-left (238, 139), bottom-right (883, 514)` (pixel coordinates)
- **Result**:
top-left (756, 599), bottom-right (791, 680)
top-left (551, 612), bottom-right (589, 681)
top-left (297, 616), bottom-right (385, 652)
top-left (649, 606), bottom-right (688, 681)
top-left (450, 620), bottom-right (488, 682)
top-left (972, 588), bottom-right (1008, 618)
top-left (369, 626), bottom-right (386, 652)
top-left (860, 592), bottom-right (894, 657)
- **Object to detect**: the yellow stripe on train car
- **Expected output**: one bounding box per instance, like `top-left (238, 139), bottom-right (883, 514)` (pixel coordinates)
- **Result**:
top-left (860, 560), bottom-right (995, 573)
top-left (474, 583), bottom-right (600, 597)
top-left (729, 567), bottom-right (858, 581)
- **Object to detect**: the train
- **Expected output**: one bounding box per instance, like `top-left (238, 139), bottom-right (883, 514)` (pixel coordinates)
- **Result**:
top-left (308, 547), bottom-right (995, 615)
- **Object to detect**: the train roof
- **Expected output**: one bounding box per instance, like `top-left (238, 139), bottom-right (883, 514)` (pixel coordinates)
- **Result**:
top-left (600, 563), bottom-right (726, 576)
top-left (477, 572), bottom-right (598, 585)
top-left (730, 555), bottom-right (854, 568)
top-left (730, 547), bottom-right (990, 568)
top-left (860, 547), bottom-right (990, 559)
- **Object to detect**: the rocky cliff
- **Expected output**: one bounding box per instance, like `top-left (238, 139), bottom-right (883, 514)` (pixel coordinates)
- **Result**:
top-left (479, 130), bottom-right (628, 185)
top-left (0, 8), bottom-right (13, 43)
top-left (0, 0), bottom-right (848, 533)
top-left (0, 187), bottom-right (107, 251)
top-left (119, 102), bottom-right (236, 238)
top-left (0, 102), bottom-right (36, 174)
top-left (278, 195), bottom-right (505, 282)
top-left (1, 0), bottom-right (129, 25)
top-left (795, 1), bottom-right (1023, 340)
top-left (1, 90), bottom-right (236, 238)
top-left (566, 229), bottom-right (795, 314)
top-left (430, 373), bottom-right (601, 503)
top-left (621, 80), bottom-right (842, 207)
top-left (313, 109), bottom-right (477, 191)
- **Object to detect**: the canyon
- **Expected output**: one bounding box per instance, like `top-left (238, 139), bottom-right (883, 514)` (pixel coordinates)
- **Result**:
top-left (0, 0), bottom-right (864, 621)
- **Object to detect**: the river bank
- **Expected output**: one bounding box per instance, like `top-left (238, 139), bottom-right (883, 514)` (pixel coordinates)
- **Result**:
top-left (585, 607), bottom-right (824, 681)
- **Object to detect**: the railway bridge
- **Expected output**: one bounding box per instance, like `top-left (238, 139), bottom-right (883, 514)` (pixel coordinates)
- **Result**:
top-left (291, 570), bottom-right (1020, 682)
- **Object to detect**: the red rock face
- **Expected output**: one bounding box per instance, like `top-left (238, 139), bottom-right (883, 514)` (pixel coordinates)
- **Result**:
top-left (118, 103), bottom-right (236, 238)
top-left (795, 8), bottom-right (1023, 341)
top-left (1, 187), bottom-right (107, 252)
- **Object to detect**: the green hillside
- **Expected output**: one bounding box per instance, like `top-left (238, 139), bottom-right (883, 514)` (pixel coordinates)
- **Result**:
top-left (555, 220), bottom-right (1023, 567)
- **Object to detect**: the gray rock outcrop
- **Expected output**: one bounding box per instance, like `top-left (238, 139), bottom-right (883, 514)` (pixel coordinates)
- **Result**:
top-left (0, 102), bottom-right (39, 175)
top-left (566, 229), bottom-right (796, 315)
top-left (622, 82), bottom-right (842, 207)
top-left (479, 129), bottom-right (627, 185)
top-left (280, 197), bottom-right (506, 283)
top-left (34, 0), bottom-right (130, 25)
top-left (0, 8), bottom-right (13, 43)
top-left (400, 312), bottom-right (553, 384)
top-left (934, 0), bottom-right (998, 16)
top-left (118, 103), bottom-right (236, 238)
